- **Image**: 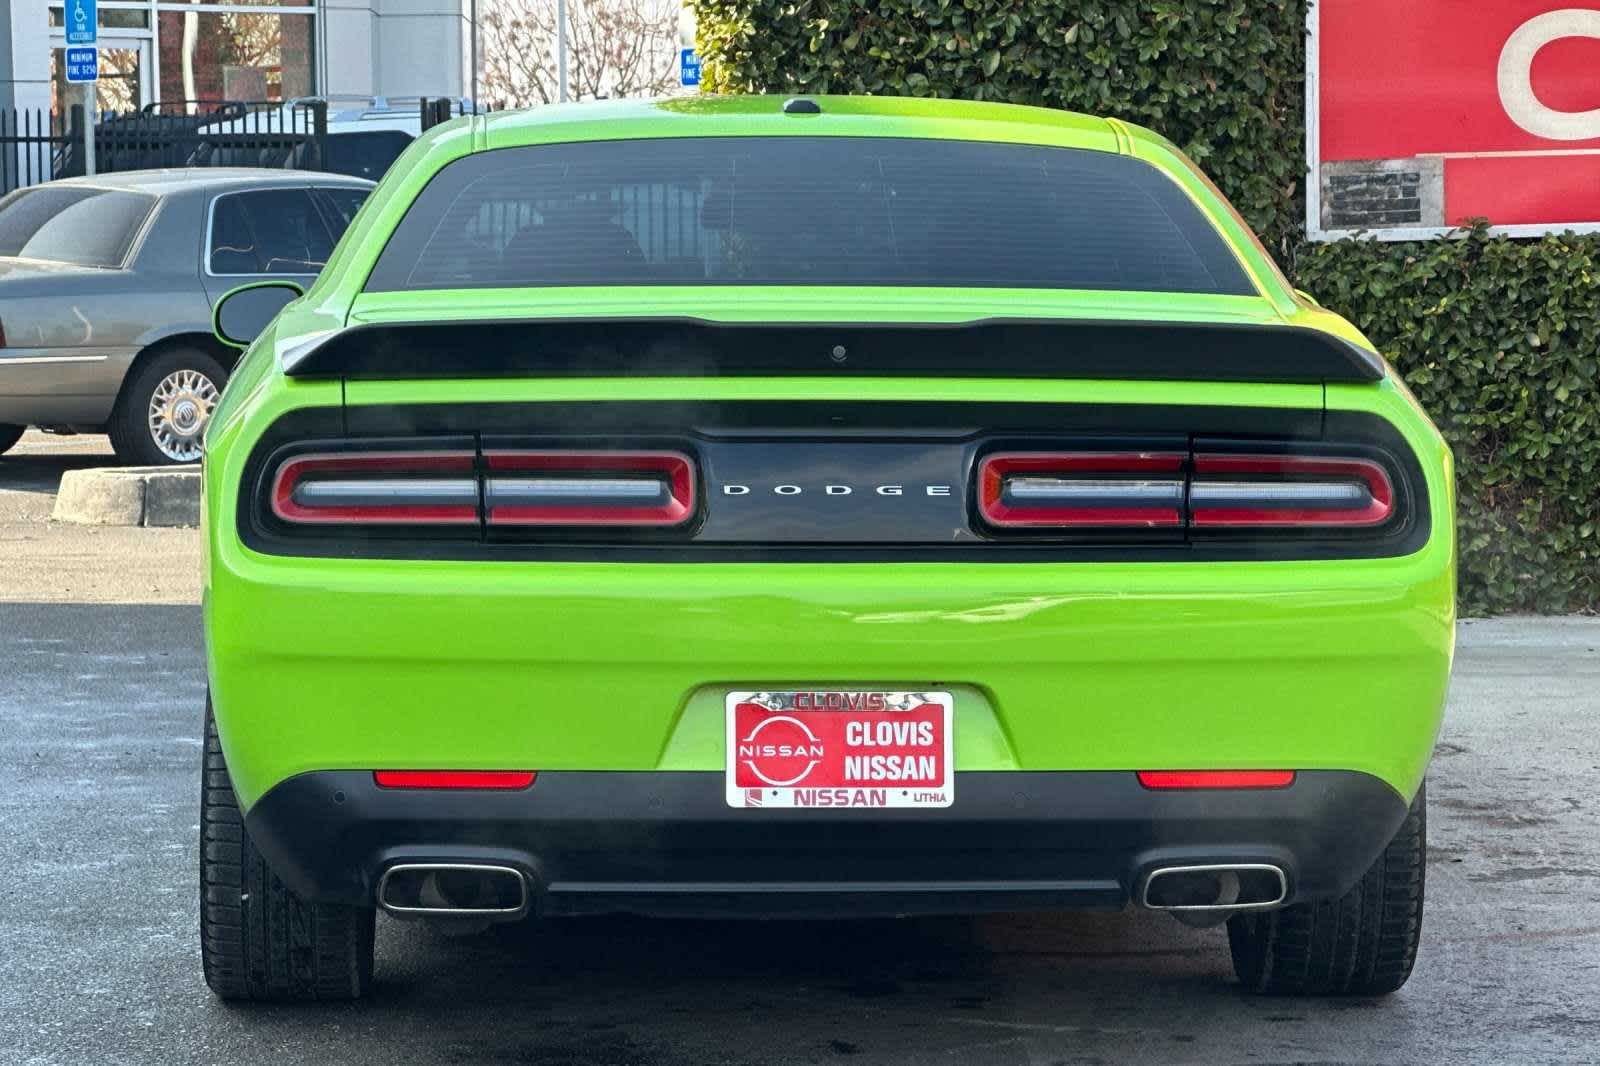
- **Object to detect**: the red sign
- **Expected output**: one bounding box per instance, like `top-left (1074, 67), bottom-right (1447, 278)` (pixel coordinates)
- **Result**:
top-left (1310, 2), bottom-right (1600, 238)
top-left (724, 690), bottom-right (953, 809)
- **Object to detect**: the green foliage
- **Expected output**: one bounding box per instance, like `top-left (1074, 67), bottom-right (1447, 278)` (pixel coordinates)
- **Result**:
top-left (694, 0), bottom-right (1307, 253)
top-left (1299, 229), bottom-right (1600, 613)
top-left (693, 0), bottom-right (1600, 613)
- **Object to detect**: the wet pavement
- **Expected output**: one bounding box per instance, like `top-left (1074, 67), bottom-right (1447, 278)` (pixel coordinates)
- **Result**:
top-left (2, 604), bottom-right (1597, 1065)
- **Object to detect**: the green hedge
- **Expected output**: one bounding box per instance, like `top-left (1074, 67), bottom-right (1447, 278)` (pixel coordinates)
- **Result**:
top-left (693, 0), bottom-right (1600, 613)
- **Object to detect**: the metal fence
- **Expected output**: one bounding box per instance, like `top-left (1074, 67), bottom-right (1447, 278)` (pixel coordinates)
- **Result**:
top-left (1, 106), bottom-right (84, 195)
top-left (2, 96), bottom-right (476, 196)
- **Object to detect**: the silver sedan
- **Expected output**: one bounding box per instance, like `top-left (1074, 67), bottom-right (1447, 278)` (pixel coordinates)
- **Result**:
top-left (0, 169), bottom-right (372, 464)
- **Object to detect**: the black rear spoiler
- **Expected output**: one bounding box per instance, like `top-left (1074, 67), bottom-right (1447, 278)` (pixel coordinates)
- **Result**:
top-left (282, 317), bottom-right (1387, 384)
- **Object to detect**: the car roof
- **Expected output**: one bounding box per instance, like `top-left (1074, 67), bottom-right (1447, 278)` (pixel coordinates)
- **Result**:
top-left (294, 94), bottom-right (471, 120)
top-left (194, 95), bottom-right (467, 135)
top-left (193, 113), bottom-right (420, 136)
top-left (37, 168), bottom-right (376, 196)
top-left (324, 115), bottom-right (420, 135)
top-left (477, 94), bottom-right (1139, 155)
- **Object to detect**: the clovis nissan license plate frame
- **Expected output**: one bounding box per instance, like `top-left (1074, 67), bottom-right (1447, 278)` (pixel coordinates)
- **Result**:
top-left (725, 690), bottom-right (954, 809)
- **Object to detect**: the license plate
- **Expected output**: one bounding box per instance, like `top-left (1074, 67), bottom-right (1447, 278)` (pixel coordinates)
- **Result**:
top-left (725, 690), bottom-right (953, 809)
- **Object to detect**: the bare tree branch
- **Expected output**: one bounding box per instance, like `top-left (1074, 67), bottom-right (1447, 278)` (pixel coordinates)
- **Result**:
top-left (480, 0), bottom-right (680, 108)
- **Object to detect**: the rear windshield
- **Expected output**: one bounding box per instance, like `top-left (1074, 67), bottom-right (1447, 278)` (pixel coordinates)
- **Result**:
top-left (364, 137), bottom-right (1254, 295)
top-left (0, 185), bottom-right (155, 268)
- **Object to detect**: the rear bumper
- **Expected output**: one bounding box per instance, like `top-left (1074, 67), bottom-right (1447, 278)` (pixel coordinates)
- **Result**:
top-left (244, 769), bottom-right (1409, 917)
top-left (207, 553), bottom-right (1455, 809)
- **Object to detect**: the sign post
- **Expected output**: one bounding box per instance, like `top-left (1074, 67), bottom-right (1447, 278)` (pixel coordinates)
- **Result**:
top-left (679, 48), bottom-right (701, 89)
top-left (65, 0), bottom-right (98, 178)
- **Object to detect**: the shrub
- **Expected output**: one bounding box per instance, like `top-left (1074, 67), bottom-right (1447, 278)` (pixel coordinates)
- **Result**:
top-left (692, 0), bottom-right (1600, 612)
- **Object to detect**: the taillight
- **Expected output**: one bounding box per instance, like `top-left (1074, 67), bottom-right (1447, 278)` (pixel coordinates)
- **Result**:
top-left (270, 451), bottom-right (479, 525)
top-left (1138, 770), bottom-right (1295, 790)
top-left (374, 770), bottom-right (536, 790)
top-left (976, 448), bottom-right (1400, 535)
top-left (977, 452), bottom-right (1187, 528)
top-left (483, 450), bottom-right (696, 527)
top-left (265, 444), bottom-right (700, 532)
top-left (1189, 454), bottom-right (1393, 528)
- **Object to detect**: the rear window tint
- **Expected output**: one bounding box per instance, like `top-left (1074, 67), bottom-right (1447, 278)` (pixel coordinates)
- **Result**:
top-left (209, 189), bottom-right (337, 275)
top-left (0, 185), bottom-right (154, 268)
top-left (365, 137), bottom-right (1254, 295)
top-left (315, 186), bottom-right (372, 234)
top-left (308, 131), bottom-right (414, 181)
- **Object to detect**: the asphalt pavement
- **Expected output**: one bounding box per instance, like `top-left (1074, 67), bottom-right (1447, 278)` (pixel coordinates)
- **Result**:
top-left (2, 600), bottom-right (1597, 1066)
top-left (3, 433), bottom-right (1598, 1064)
top-left (0, 432), bottom-right (201, 603)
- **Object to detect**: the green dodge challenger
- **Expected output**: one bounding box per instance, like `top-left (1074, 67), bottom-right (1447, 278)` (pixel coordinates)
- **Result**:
top-left (199, 95), bottom-right (1454, 1001)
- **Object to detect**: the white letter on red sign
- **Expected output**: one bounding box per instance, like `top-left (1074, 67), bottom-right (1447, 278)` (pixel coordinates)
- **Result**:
top-left (1498, 9), bottom-right (1600, 140)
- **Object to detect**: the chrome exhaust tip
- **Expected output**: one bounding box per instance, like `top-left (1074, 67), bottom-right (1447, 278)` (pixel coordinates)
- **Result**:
top-left (1140, 863), bottom-right (1288, 913)
top-left (377, 862), bottom-right (530, 919)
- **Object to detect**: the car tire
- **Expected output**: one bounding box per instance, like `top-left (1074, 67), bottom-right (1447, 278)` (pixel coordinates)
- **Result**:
top-left (1228, 781), bottom-right (1425, 996)
top-left (109, 347), bottom-right (227, 465)
top-left (200, 700), bottom-right (375, 1001)
top-left (0, 424), bottom-right (23, 456)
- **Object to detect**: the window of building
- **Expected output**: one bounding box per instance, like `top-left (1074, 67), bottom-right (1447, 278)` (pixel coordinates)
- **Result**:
top-left (48, 6), bottom-right (151, 30)
top-left (49, 2), bottom-right (318, 118)
top-left (157, 7), bottom-right (317, 106)
top-left (50, 45), bottom-right (148, 119)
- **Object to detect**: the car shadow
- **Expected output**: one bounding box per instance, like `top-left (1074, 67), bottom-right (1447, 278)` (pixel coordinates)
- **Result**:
top-left (0, 442), bottom-right (121, 497)
top-left (261, 909), bottom-right (1337, 1065)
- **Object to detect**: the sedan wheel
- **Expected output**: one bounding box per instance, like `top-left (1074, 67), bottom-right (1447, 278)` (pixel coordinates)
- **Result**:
top-left (148, 368), bottom-right (221, 463)
top-left (109, 347), bottom-right (228, 466)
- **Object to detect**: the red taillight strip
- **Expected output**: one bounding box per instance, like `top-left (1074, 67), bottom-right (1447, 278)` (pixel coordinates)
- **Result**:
top-left (374, 770), bottom-right (537, 790)
top-left (271, 451), bottom-right (479, 525)
top-left (1138, 770), bottom-right (1296, 790)
top-left (978, 452), bottom-right (1187, 528)
top-left (484, 450), bottom-right (696, 527)
top-left (1189, 454), bottom-right (1394, 528)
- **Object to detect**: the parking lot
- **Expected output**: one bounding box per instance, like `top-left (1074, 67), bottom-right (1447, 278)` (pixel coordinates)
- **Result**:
top-left (3, 443), bottom-right (1599, 1066)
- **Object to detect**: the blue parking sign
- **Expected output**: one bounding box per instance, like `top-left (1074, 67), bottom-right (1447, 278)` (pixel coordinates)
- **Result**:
top-left (65, 46), bottom-right (98, 83)
top-left (680, 48), bottom-right (701, 88)
top-left (66, 0), bottom-right (97, 46)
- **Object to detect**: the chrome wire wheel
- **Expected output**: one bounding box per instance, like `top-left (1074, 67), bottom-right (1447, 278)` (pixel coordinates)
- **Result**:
top-left (147, 368), bottom-right (219, 463)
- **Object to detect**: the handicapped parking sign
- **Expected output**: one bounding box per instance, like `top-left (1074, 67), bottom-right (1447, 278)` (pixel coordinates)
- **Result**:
top-left (65, 46), bottom-right (98, 84)
top-left (679, 48), bottom-right (701, 88)
top-left (66, 0), bottom-right (97, 46)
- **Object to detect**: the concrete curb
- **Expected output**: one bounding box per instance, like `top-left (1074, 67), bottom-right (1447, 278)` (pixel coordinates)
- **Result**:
top-left (52, 466), bottom-right (201, 528)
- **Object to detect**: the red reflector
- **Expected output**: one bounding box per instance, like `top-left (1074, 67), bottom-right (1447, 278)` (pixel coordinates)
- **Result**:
top-left (373, 770), bottom-right (537, 790)
top-left (977, 451), bottom-right (1187, 529)
top-left (1137, 770), bottom-right (1296, 790)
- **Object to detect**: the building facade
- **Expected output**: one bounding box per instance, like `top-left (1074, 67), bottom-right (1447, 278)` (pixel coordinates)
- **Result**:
top-left (1, 0), bottom-right (477, 122)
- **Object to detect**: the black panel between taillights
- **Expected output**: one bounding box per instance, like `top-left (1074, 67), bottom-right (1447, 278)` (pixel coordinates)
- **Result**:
top-left (237, 402), bottom-right (1430, 562)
